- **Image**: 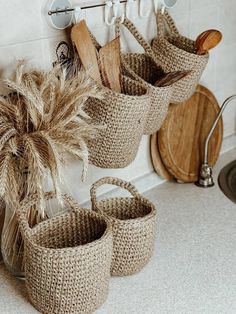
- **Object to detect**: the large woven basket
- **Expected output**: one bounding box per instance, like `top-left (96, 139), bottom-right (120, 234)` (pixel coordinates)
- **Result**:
top-left (115, 18), bottom-right (173, 135)
top-left (85, 75), bottom-right (150, 168)
top-left (91, 177), bottom-right (157, 276)
top-left (17, 192), bottom-right (113, 314)
top-left (152, 10), bottom-right (209, 103)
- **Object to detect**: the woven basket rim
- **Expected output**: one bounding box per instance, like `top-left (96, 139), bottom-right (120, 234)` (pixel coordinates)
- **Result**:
top-left (26, 208), bottom-right (112, 253)
top-left (155, 35), bottom-right (209, 61)
top-left (121, 54), bottom-right (173, 92)
top-left (99, 75), bottom-right (150, 100)
top-left (95, 196), bottom-right (156, 224)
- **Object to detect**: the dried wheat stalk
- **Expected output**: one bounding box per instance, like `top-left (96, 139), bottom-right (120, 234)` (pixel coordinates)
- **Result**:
top-left (0, 61), bottom-right (102, 272)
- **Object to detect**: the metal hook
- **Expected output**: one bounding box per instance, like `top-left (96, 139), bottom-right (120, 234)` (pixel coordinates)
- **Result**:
top-left (113, 0), bottom-right (125, 23)
top-left (73, 5), bottom-right (82, 23)
top-left (153, 0), bottom-right (165, 14)
top-left (153, 0), bottom-right (159, 13)
top-left (139, 0), bottom-right (149, 18)
top-left (161, 3), bottom-right (166, 14)
top-left (105, 0), bottom-right (116, 25)
top-left (126, 0), bottom-right (135, 19)
top-left (157, 0), bottom-right (178, 14)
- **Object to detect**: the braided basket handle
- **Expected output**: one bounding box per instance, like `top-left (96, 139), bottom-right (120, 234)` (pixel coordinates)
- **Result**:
top-left (90, 177), bottom-right (140, 209)
top-left (115, 17), bottom-right (158, 62)
top-left (156, 10), bottom-right (180, 37)
top-left (88, 30), bottom-right (102, 51)
top-left (17, 192), bottom-right (80, 238)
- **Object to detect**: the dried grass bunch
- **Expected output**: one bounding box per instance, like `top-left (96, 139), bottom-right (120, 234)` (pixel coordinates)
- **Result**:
top-left (0, 61), bottom-right (102, 274)
top-left (0, 61), bottom-right (101, 212)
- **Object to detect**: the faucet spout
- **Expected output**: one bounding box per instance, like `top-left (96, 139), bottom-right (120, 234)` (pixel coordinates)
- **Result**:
top-left (196, 94), bottom-right (236, 188)
top-left (204, 95), bottom-right (236, 164)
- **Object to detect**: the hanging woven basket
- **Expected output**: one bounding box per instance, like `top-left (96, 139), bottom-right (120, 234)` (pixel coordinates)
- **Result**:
top-left (115, 18), bottom-right (174, 135)
top-left (152, 10), bottom-right (209, 103)
top-left (85, 74), bottom-right (151, 168)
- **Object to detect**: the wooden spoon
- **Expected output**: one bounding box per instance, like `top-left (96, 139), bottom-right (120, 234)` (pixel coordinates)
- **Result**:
top-left (99, 37), bottom-right (121, 92)
top-left (195, 29), bottom-right (222, 55)
top-left (154, 70), bottom-right (191, 87)
top-left (71, 20), bottom-right (102, 84)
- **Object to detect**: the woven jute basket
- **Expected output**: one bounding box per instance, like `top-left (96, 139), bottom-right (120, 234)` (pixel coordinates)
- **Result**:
top-left (17, 192), bottom-right (113, 314)
top-left (152, 10), bottom-right (209, 103)
top-left (91, 177), bottom-right (157, 276)
top-left (115, 18), bottom-right (173, 135)
top-left (85, 75), bottom-right (151, 168)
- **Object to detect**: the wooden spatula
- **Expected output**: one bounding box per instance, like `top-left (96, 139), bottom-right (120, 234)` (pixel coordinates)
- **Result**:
top-left (154, 70), bottom-right (191, 87)
top-left (195, 29), bottom-right (222, 55)
top-left (99, 37), bottom-right (121, 92)
top-left (71, 20), bottom-right (102, 84)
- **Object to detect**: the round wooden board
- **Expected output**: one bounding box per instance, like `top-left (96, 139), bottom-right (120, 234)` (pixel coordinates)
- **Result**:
top-left (158, 85), bottom-right (223, 183)
top-left (150, 133), bottom-right (174, 180)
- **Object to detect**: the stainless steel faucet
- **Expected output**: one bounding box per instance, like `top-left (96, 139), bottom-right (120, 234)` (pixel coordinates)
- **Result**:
top-left (196, 95), bottom-right (236, 188)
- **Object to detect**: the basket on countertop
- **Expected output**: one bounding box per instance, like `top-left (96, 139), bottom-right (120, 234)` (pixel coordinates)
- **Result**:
top-left (152, 10), bottom-right (209, 103)
top-left (17, 192), bottom-right (113, 314)
top-left (91, 177), bottom-right (157, 276)
top-left (115, 17), bottom-right (174, 135)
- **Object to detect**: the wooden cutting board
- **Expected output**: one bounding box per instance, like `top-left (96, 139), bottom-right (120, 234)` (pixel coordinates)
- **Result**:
top-left (150, 133), bottom-right (174, 180)
top-left (158, 85), bottom-right (223, 183)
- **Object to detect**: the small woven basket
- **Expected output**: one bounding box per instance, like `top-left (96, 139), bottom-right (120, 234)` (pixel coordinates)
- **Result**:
top-left (91, 177), bottom-right (157, 276)
top-left (85, 75), bottom-right (150, 168)
top-left (17, 192), bottom-right (113, 314)
top-left (152, 10), bottom-right (209, 103)
top-left (115, 18), bottom-right (173, 135)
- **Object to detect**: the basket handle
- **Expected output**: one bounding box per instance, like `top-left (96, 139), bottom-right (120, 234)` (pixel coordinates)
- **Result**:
top-left (17, 192), bottom-right (80, 238)
top-left (115, 17), bottom-right (162, 83)
top-left (89, 19), bottom-right (154, 56)
top-left (115, 17), bottom-right (159, 61)
top-left (88, 30), bottom-right (102, 51)
top-left (156, 10), bottom-right (180, 37)
top-left (90, 177), bottom-right (140, 209)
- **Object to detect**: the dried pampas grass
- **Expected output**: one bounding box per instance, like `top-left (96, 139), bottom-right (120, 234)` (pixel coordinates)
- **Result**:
top-left (0, 61), bottom-right (102, 274)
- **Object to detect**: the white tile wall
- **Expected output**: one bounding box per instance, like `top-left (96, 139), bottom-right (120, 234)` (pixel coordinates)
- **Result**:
top-left (0, 0), bottom-right (42, 46)
top-left (0, 0), bottom-right (235, 202)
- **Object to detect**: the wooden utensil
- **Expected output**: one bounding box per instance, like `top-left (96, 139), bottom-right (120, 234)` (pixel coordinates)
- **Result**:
top-left (158, 85), bottom-right (223, 183)
top-left (154, 71), bottom-right (191, 87)
top-left (99, 37), bottom-right (121, 92)
top-left (71, 20), bottom-right (102, 84)
top-left (150, 132), bottom-right (174, 180)
top-left (195, 30), bottom-right (222, 55)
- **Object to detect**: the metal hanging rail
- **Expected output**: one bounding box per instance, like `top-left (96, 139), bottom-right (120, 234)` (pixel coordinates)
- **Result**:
top-left (48, 0), bottom-right (135, 15)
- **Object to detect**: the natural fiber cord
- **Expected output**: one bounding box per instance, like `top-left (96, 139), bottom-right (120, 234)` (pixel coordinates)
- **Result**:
top-left (152, 10), bottom-right (209, 103)
top-left (115, 18), bottom-right (173, 135)
top-left (91, 177), bottom-right (157, 276)
top-left (17, 192), bottom-right (113, 314)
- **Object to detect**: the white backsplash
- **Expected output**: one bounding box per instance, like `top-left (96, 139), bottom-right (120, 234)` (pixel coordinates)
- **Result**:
top-left (0, 0), bottom-right (236, 203)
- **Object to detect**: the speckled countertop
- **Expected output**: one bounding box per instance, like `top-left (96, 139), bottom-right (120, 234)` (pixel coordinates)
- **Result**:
top-left (1, 149), bottom-right (236, 314)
